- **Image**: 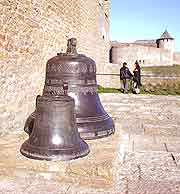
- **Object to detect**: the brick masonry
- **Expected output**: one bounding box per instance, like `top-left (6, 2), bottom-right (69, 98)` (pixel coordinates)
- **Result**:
top-left (0, 0), bottom-right (110, 132)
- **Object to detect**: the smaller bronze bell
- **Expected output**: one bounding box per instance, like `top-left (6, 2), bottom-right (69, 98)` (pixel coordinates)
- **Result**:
top-left (20, 94), bottom-right (90, 161)
top-left (24, 82), bottom-right (69, 136)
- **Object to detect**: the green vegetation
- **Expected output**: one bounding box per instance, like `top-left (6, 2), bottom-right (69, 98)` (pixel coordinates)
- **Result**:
top-left (98, 65), bottom-right (180, 95)
top-left (141, 80), bottom-right (180, 95)
top-left (98, 80), bottom-right (180, 95)
top-left (98, 85), bottom-right (120, 93)
top-left (142, 64), bottom-right (180, 76)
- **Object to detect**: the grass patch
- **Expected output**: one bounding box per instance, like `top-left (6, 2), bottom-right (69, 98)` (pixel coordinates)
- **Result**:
top-left (98, 65), bottom-right (180, 95)
top-left (142, 64), bottom-right (180, 76)
top-left (98, 85), bottom-right (120, 93)
top-left (141, 86), bottom-right (179, 95)
top-left (98, 80), bottom-right (180, 95)
top-left (141, 80), bottom-right (180, 95)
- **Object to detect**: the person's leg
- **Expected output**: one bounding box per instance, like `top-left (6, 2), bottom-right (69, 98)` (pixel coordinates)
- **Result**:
top-left (124, 79), bottom-right (128, 93)
top-left (120, 80), bottom-right (124, 92)
top-left (122, 79), bottom-right (125, 93)
top-left (134, 81), bottom-right (137, 88)
top-left (132, 81), bottom-right (135, 93)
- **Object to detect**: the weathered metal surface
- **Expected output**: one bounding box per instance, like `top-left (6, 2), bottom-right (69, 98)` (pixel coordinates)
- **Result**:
top-left (21, 95), bottom-right (90, 161)
top-left (24, 38), bottom-right (115, 139)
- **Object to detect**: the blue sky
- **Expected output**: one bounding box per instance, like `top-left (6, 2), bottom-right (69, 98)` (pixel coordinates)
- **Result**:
top-left (110, 0), bottom-right (180, 51)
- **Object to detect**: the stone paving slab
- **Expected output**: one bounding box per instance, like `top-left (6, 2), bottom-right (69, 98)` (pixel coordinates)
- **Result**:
top-left (1, 94), bottom-right (180, 193)
top-left (0, 129), bottom-right (119, 194)
top-left (102, 94), bottom-right (180, 193)
top-left (0, 176), bottom-right (114, 194)
top-left (115, 151), bottom-right (180, 194)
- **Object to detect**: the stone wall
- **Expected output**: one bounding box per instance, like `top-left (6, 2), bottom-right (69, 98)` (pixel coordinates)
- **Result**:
top-left (100, 42), bottom-right (180, 88)
top-left (0, 0), bottom-right (110, 132)
top-left (173, 52), bottom-right (180, 65)
top-left (111, 43), bottom-right (173, 70)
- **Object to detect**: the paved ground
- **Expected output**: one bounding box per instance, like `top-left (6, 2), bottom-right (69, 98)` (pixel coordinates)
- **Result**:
top-left (0, 93), bottom-right (180, 194)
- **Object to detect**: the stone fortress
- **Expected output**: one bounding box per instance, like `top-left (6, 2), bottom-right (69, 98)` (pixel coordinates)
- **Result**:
top-left (110, 30), bottom-right (180, 69)
top-left (106, 30), bottom-right (180, 88)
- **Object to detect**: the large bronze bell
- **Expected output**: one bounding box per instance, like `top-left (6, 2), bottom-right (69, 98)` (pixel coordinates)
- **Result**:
top-left (24, 96), bottom-right (39, 135)
top-left (20, 94), bottom-right (90, 161)
top-left (24, 38), bottom-right (115, 140)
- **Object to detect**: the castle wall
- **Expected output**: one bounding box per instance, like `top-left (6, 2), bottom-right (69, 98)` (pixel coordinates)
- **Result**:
top-left (111, 43), bottom-right (173, 70)
top-left (0, 0), bottom-right (110, 132)
top-left (99, 43), bottom-right (175, 88)
top-left (173, 52), bottom-right (180, 65)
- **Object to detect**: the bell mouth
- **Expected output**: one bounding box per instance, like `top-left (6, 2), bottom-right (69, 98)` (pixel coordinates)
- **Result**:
top-left (77, 118), bottom-right (115, 140)
top-left (20, 140), bottom-right (90, 161)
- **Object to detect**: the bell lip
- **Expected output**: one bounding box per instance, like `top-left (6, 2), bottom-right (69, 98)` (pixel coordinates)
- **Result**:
top-left (20, 141), bottom-right (90, 161)
top-left (77, 116), bottom-right (115, 140)
top-left (79, 126), bottom-right (115, 140)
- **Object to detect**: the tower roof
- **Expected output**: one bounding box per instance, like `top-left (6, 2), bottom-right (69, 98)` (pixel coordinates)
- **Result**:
top-left (158, 30), bottom-right (174, 40)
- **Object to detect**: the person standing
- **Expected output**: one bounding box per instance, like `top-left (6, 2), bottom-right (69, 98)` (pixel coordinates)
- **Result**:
top-left (133, 60), bottom-right (141, 94)
top-left (120, 62), bottom-right (133, 93)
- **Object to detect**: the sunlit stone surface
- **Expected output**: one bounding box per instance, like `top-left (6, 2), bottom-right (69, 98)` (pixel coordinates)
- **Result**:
top-left (1, 94), bottom-right (180, 194)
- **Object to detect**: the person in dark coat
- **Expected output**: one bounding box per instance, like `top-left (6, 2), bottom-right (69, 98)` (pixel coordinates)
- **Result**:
top-left (120, 62), bottom-right (133, 93)
top-left (133, 60), bottom-right (141, 94)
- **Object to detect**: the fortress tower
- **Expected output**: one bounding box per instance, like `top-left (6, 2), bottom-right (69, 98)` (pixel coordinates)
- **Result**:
top-left (156, 30), bottom-right (174, 66)
top-left (110, 29), bottom-right (176, 68)
top-left (156, 30), bottom-right (174, 51)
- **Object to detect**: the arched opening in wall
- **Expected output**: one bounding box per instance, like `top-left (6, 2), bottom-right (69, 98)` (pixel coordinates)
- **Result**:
top-left (109, 47), bottom-right (113, 63)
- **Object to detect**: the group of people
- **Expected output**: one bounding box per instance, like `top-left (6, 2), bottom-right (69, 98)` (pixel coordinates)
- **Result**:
top-left (120, 60), bottom-right (141, 94)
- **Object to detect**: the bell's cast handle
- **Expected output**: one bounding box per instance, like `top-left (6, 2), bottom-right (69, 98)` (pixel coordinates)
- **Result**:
top-left (66, 38), bottom-right (78, 56)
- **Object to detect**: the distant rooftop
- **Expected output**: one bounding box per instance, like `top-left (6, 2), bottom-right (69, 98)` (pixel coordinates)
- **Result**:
top-left (111, 29), bottom-right (174, 47)
top-left (134, 39), bottom-right (157, 46)
top-left (134, 39), bottom-right (156, 44)
top-left (158, 30), bottom-right (174, 40)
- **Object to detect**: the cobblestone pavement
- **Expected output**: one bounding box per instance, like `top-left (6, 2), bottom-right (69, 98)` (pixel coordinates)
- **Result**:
top-left (0, 94), bottom-right (180, 194)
